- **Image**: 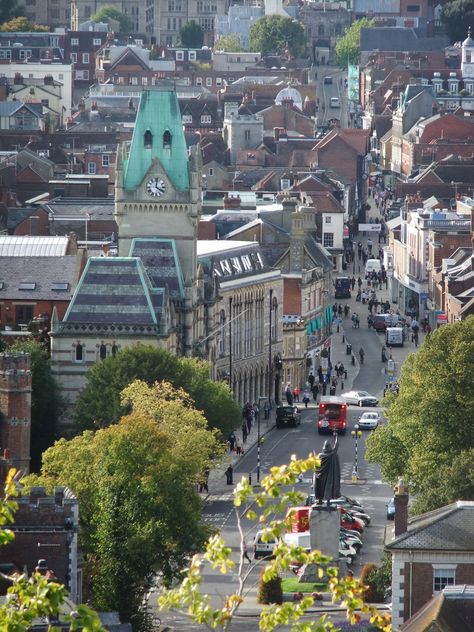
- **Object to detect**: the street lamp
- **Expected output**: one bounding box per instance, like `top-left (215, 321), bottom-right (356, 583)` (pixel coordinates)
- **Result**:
top-left (351, 424), bottom-right (362, 481)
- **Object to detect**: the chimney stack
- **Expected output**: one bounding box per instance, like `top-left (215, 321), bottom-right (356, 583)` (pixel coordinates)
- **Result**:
top-left (394, 477), bottom-right (409, 536)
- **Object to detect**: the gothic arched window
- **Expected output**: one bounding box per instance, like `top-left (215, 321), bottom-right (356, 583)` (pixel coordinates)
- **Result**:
top-left (163, 130), bottom-right (172, 150)
top-left (111, 344), bottom-right (118, 357)
top-left (144, 130), bottom-right (153, 148)
top-left (99, 343), bottom-right (107, 360)
top-left (75, 343), bottom-right (83, 362)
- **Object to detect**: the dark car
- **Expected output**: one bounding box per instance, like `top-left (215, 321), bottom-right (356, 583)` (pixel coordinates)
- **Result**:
top-left (276, 406), bottom-right (301, 428)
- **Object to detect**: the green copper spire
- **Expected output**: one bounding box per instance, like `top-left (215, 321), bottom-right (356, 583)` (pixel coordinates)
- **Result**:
top-left (123, 89), bottom-right (190, 192)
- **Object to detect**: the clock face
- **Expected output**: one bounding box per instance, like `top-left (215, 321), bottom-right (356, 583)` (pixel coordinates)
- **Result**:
top-left (465, 64), bottom-right (474, 76)
top-left (146, 177), bottom-right (166, 197)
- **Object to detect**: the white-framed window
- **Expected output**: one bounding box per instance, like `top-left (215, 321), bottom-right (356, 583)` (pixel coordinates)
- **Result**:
top-left (142, 76), bottom-right (148, 85)
top-left (201, 114), bottom-right (211, 123)
top-left (70, 52), bottom-right (77, 63)
top-left (182, 114), bottom-right (193, 123)
top-left (206, 77), bottom-right (212, 86)
top-left (131, 76), bottom-right (138, 85)
top-left (88, 162), bottom-right (96, 174)
top-left (71, 38), bottom-right (79, 46)
top-left (82, 52), bottom-right (89, 63)
top-left (325, 216), bottom-right (332, 224)
top-left (82, 69), bottom-right (89, 79)
top-left (176, 50), bottom-right (184, 61)
top-left (244, 129), bottom-right (250, 141)
top-left (216, 77), bottom-right (222, 86)
top-left (19, 49), bottom-right (32, 60)
top-left (468, 82), bottom-right (474, 94)
top-left (208, 167), bottom-right (214, 176)
top-left (0, 50), bottom-right (11, 59)
top-left (433, 567), bottom-right (456, 593)
top-left (93, 38), bottom-right (102, 46)
top-left (102, 154), bottom-right (110, 167)
top-left (188, 50), bottom-right (196, 61)
top-left (323, 232), bottom-right (334, 248)
top-left (196, 76), bottom-right (202, 86)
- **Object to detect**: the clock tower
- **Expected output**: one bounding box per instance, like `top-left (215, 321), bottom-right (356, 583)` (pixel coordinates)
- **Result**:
top-left (462, 27), bottom-right (474, 80)
top-left (114, 88), bottom-right (201, 288)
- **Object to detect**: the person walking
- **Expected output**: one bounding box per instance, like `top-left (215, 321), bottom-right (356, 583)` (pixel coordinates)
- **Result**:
top-left (312, 383), bottom-right (319, 402)
top-left (351, 276), bottom-right (356, 291)
top-left (359, 348), bottom-right (365, 364)
top-left (241, 421), bottom-right (248, 444)
top-left (225, 465), bottom-right (234, 485)
top-left (235, 436), bottom-right (243, 456)
top-left (243, 541), bottom-right (252, 563)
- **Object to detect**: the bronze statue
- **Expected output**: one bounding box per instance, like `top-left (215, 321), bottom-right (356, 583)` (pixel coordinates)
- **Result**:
top-left (314, 434), bottom-right (341, 503)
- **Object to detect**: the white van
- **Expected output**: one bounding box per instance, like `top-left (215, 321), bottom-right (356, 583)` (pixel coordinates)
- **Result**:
top-left (365, 259), bottom-right (381, 276)
top-left (330, 97), bottom-right (340, 108)
top-left (386, 327), bottom-right (404, 346)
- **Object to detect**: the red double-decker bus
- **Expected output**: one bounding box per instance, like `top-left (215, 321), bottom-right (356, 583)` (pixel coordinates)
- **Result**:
top-left (317, 396), bottom-right (347, 435)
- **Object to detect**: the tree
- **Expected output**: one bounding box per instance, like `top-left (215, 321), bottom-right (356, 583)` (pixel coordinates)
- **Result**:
top-left (26, 381), bottom-right (220, 625)
top-left (213, 34), bottom-right (244, 52)
top-left (9, 340), bottom-right (62, 472)
top-left (441, 0), bottom-right (474, 44)
top-left (249, 15), bottom-right (306, 58)
top-left (91, 4), bottom-right (133, 31)
top-left (73, 344), bottom-right (240, 438)
top-left (335, 17), bottom-right (376, 67)
top-left (0, 15), bottom-right (47, 31)
top-left (0, 0), bottom-right (24, 23)
top-left (366, 317), bottom-right (474, 514)
top-left (179, 20), bottom-right (204, 48)
top-left (0, 470), bottom-right (105, 631)
top-left (159, 454), bottom-right (391, 631)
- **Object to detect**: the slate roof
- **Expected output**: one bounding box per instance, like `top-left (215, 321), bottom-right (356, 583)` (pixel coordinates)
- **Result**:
top-left (0, 102), bottom-right (42, 118)
top-left (43, 199), bottom-right (115, 222)
top-left (129, 238), bottom-right (184, 299)
top-left (7, 207), bottom-right (36, 231)
top-left (0, 236), bottom-right (68, 256)
top-left (360, 28), bottom-right (449, 53)
top-left (400, 585), bottom-right (474, 632)
top-left (387, 501), bottom-right (474, 551)
top-left (0, 256), bottom-right (81, 301)
top-left (62, 258), bottom-right (165, 331)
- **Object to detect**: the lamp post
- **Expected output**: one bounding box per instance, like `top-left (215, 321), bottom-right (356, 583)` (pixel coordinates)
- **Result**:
top-left (351, 424), bottom-right (362, 481)
top-left (268, 288), bottom-right (273, 408)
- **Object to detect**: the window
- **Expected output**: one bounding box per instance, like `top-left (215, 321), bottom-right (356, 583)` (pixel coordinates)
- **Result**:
top-left (70, 52), bottom-right (77, 63)
top-left (176, 50), bottom-right (184, 61)
top-left (244, 129), bottom-right (251, 141)
top-left (208, 167), bottom-right (214, 176)
top-left (163, 130), bottom-right (172, 149)
top-left (131, 76), bottom-right (138, 85)
top-left (19, 49), bottom-right (32, 60)
top-left (216, 77), bottom-right (222, 86)
top-left (206, 77), bottom-right (212, 86)
top-left (82, 69), bottom-right (89, 79)
top-left (16, 305), bottom-right (33, 324)
top-left (84, 5), bottom-right (91, 17)
top-left (75, 343), bottom-right (84, 362)
top-left (71, 38), bottom-right (79, 46)
top-left (199, 17), bottom-right (213, 31)
top-left (102, 154), bottom-right (110, 167)
top-left (144, 130), bottom-right (153, 148)
top-left (433, 568), bottom-right (455, 593)
top-left (406, 4), bottom-right (420, 10)
top-left (0, 50), bottom-right (11, 59)
top-left (111, 344), bottom-right (118, 357)
top-left (188, 51), bottom-right (196, 61)
top-left (323, 233), bottom-right (334, 248)
top-left (325, 216), bottom-right (332, 224)
top-left (51, 282), bottom-right (69, 291)
top-left (18, 282), bottom-right (36, 290)
top-left (50, 9), bottom-right (59, 18)
top-left (87, 162), bottom-right (96, 174)
top-left (449, 82), bottom-right (457, 94)
top-left (196, 76), bottom-right (202, 86)
top-left (99, 343), bottom-right (107, 360)
top-left (142, 76), bottom-right (148, 85)
top-left (271, 298), bottom-right (278, 342)
top-left (182, 114), bottom-right (193, 123)
top-left (82, 53), bottom-right (89, 63)
top-left (93, 38), bottom-right (102, 46)
top-left (201, 114), bottom-right (211, 123)
top-left (41, 99), bottom-right (49, 107)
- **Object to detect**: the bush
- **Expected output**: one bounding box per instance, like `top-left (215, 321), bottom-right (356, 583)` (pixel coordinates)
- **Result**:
top-left (370, 553), bottom-right (392, 602)
top-left (257, 568), bottom-right (283, 604)
top-left (359, 563), bottom-right (379, 603)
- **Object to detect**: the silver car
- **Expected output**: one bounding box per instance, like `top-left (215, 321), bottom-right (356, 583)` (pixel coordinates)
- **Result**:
top-left (342, 390), bottom-right (379, 407)
top-left (358, 411), bottom-right (380, 429)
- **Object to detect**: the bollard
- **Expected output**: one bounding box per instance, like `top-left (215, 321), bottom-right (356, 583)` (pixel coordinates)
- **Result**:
top-left (337, 324), bottom-right (340, 333)
top-left (248, 473), bottom-right (252, 486)
top-left (342, 334), bottom-right (345, 343)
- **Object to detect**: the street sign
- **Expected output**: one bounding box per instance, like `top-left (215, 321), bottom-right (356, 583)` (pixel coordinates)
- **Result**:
top-left (420, 292), bottom-right (428, 301)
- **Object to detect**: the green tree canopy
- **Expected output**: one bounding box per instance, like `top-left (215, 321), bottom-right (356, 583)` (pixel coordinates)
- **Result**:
top-left (441, 0), bottom-right (474, 44)
top-left (249, 15), bottom-right (306, 57)
top-left (213, 34), bottom-right (244, 52)
top-left (91, 4), bottom-right (133, 31)
top-left (0, 0), bottom-right (24, 23)
top-left (366, 317), bottom-right (474, 514)
top-left (9, 340), bottom-right (62, 472)
top-left (0, 15), bottom-right (47, 31)
top-left (73, 344), bottom-right (240, 438)
top-left (335, 17), bottom-right (375, 67)
top-left (179, 20), bottom-right (204, 48)
top-left (26, 382), bottom-right (219, 624)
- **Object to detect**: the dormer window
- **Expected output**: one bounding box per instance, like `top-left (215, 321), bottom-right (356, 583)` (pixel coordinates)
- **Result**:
top-left (163, 130), bottom-right (172, 150)
top-left (144, 130), bottom-right (153, 148)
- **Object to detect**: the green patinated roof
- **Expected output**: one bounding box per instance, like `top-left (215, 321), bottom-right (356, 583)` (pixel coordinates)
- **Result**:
top-left (123, 89), bottom-right (189, 192)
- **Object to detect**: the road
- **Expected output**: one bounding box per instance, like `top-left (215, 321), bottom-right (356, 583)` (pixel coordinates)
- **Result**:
top-left (313, 65), bottom-right (347, 129)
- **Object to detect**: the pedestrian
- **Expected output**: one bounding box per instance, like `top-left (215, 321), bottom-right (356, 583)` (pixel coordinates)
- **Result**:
top-left (302, 391), bottom-right (310, 408)
top-left (235, 436), bottom-right (243, 456)
top-left (246, 413), bottom-right (252, 434)
top-left (322, 380), bottom-right (327, 396)
top-left (243, 541), bottom-right (252, 563)
top-left (355, 315), bottom-right (360, 328)
top-left (318, 366), bottom-right (324, 383)
top-left (357, 277), bottom-right (362, 288)
top-left (228, 432), bottom-right (236, 453)
top-left (344, 303), bottom-right (350, 317)
top-left (241, 421), bottom-right (248, 444)
top-left (225, 465), bottom-right (233, 485)
top-left (312, 383), bottom-right (319, 401)
top-left (293, 386), bottom-right (300, 402)
top-left (285, 384), bottom-right (293, 405)
top-left (308, 372), bottom-right (315, 388)
top-left (351, 276), bottom-right (356, 291)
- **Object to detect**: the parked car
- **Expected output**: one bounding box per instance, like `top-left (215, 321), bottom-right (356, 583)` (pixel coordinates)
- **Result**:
top-left (253, 530), bottom-right (277, 559)
top-left (341, 527), bottom-right (363, 549)
top-left (387, 498), bottom-right (396, 520)
top-left (344, 507), bottom-right (371, 526)
top-left (324, 75), bottom-right (333, 84)
top-left (342, 390), bottom-right (379, 407)
top-left (357, 411), bottom-right (380, 430)
top-left (275, 405), bottom-right (301, 428)
top-left (340, 508), bottom-right (364, 533)
top-left (304, 494), bottom-right (364, 511)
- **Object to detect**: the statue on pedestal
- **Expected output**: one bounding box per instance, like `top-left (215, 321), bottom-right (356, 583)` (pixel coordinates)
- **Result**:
top-left (314, 434), bottom-right (341, 503)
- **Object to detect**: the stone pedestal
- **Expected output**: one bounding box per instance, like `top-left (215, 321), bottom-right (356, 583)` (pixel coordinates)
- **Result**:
top-left (298, 504), bottom-right (340, 583)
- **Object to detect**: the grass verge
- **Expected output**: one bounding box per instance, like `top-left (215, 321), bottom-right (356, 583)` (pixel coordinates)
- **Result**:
top-left (281, 578), bottom-right (328, 593)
